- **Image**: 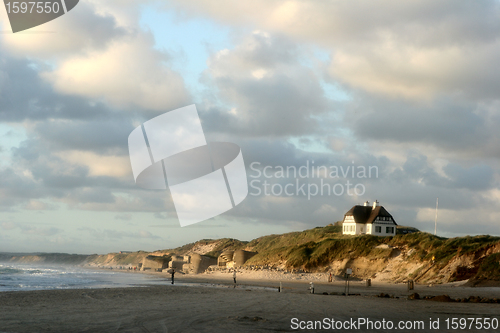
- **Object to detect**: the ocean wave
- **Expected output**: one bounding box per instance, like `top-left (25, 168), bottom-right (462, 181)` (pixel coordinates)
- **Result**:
top-left (0, 267), bottom-right (23, 275)
top-left (0, 264), bottom-right (165, 292)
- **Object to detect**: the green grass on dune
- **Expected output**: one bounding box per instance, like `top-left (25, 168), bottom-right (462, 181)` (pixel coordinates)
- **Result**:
top-left (241, 226), bottom-right (500, 272)
top-left (81, 225), bottom-right (499, 275)
top-left (389, 233), bottom-right (500, 264)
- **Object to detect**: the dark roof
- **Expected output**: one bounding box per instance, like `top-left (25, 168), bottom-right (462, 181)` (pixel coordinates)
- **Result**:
top-left (344, 205), bottom-right (397, 225)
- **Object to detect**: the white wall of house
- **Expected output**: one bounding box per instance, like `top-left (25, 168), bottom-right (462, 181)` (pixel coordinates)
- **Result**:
top-left (370, 222), bottom-right (396, 236)
top-left (343, 216), bottom-right (360, 235)
top-left (343, 222), bottom-right (359, 235)
top-left (342, 221), bottom-right (367, 235)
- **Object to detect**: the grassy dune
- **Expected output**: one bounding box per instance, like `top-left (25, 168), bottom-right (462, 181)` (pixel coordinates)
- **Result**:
top-left (153, 224), bottom-right (499, 284)
top-left (2, 225), bottom-right (499, 285)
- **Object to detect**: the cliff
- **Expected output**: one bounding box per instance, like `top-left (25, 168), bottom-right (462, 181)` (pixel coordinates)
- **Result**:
top-left (0, 253), bottom-right (91, 265)
top-left (2, 226), bottom-right (499, 286)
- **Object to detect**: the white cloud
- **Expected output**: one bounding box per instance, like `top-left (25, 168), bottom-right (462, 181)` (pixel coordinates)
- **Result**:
top-left (55, 150), bottom-right (131, 178)
top-left (24, 199), bottom-right (56, 210)
top-left (165, 0), bottom-right (500, 99)
top-left (42, 34), bottom-right (190, 111)
top-left (201, 31), bottom-right (331, 136)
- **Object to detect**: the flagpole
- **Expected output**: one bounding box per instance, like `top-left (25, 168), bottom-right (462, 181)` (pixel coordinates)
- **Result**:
top-left (434, 198), bottom-right (438, 236)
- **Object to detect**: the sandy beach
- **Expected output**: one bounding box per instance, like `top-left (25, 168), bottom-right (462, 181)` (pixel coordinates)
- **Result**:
top-left (1, 270), bottom-right (499, 333)
top-left (139, 268), bottom-right (500, 299)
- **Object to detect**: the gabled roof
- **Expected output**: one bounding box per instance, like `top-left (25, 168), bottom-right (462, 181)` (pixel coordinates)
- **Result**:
top-left (344, 205), bottom-right (397, 225)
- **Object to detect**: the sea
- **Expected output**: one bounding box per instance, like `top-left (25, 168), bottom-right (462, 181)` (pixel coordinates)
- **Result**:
top-left (0, 263), bottom-right (167, 292)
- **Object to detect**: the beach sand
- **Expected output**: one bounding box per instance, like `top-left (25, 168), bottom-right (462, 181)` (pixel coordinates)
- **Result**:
top-left (1, 271), bottom-right (500, 333)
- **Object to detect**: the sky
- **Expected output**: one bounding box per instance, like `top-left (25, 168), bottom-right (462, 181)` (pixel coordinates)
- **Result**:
top-left (1, 0), bottom-right (500, 254)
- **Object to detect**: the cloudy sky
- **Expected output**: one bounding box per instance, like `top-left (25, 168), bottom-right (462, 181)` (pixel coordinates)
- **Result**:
top-left (1, 1), bottom-right (499, 254)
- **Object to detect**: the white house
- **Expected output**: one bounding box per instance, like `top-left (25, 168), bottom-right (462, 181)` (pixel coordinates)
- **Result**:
top-left (342, 200), bottom-right (397, 236)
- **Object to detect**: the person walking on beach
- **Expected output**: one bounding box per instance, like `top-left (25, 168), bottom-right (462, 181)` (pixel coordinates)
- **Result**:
top-left (309, 282), bottom-right (314, 294)
top-left (171, 268), bottom-right (175, 285)
top-left (328, 272), bottom-right (332, 283)
top-left (233, 269), bottom-right (237, 285)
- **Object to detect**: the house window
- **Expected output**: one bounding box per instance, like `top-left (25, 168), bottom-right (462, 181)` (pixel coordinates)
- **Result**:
top-left (386, 227), bottom-right (394, 234)
top-left (375, 226), bottom-right (381, 233)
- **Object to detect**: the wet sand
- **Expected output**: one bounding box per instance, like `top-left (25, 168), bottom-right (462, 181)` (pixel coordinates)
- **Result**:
top-left (1, 275), bottom-right (499, 333)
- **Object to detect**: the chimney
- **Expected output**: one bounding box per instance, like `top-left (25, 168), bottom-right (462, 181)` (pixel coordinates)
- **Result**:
top-left (364, 201), bottom-right (370, 207)
top-left (372, 200), bottom-right (379, 210)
